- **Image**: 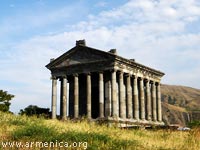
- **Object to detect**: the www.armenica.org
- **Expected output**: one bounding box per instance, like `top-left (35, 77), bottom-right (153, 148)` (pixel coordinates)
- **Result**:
top-left (1, 141), bottom-right (88, 149)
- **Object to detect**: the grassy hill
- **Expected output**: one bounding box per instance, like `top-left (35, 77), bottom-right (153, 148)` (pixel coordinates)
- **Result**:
top-left (161, 84), bottom-right (200, 111)
top-left (161, 84), bottom-right (200, 126)
top-left (0, 112), bottom-right (200, 150)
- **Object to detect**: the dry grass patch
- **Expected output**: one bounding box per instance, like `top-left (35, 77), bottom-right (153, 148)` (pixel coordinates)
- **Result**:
top-left (0, 112), bottom-right (200, 150)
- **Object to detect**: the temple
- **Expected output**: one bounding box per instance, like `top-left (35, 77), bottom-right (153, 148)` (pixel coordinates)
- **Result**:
top-left (46, 40), bottom-right (165, 126)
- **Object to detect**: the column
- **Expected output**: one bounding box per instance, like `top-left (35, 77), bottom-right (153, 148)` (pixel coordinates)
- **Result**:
top-left (119, 72), bottom-right (126, 119)
top-left (151, 81), bottom-right (157, 121)
top-left (146, 80), bottom-right (151, 121)
top-left (60, 78), bottom-right (63, 118)
top-left (74, 74), bottom-right (79, 118)
top-left (111, 70), bottom-right (118, 117)
top-left (62, 76), bottom-right (67, 120)
top-left (105, 81), bottom-right (111, 117)
top-left (133, 75), bottom-right (139, 120)
top-left (157, 83), bottom-right (162, 122)
top-left (99, 72), bottom-right (104, 118)
top-left (140, 78), bottom-right (145, 120)
top-left (126, 74), bottom-right (132, 118)
top-left (86, 73), bottom-right (91, 119)
top-left (51, 76), bottom-right (57, 119)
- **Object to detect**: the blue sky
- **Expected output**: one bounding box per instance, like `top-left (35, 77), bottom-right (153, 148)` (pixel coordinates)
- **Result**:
top-left (0, 0), bottom-right (200, 113)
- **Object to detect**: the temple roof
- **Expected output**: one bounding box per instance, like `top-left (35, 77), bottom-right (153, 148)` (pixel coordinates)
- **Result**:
top-left (46, 40), bottom-right (165, 77)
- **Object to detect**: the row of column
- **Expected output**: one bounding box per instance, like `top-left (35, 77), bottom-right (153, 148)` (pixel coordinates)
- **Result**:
top-left (51, 70), bottom-right (162, 122)
top-left (85, 73), bottom-right (104, 119)
top-left (110, 71), bottom-right (162, 122)
top-left (52, 76), bottom-right (68, 120)
top-left (51, 73), bottom-right (104, 120)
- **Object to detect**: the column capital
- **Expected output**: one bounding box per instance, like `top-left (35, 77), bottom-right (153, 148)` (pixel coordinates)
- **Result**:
top-left (156, 82), bottom-right (160, 86)
top-left (150, 80), bottom-right (156, 84)
top-left (59, 75), bottom-right (67, 81)
top-left (110, 69), bottom-right (117, 73)
top-left (145, 79), bottom-right (151, 87)
top-left (84, 72), bottom-right (91, 75)
top-left (98, 71), bottom-right (104, 74)
top-left (62, 75), bottom-right (67, 78)
top-left (139, 77), bottom-right (144, 81)
top-left (133, 75), bottom-right (138, 79)
top-left (119, 71), bottom-right (124, 77)
top-left (73, 73), bottom-right (79, 77)
top-left (51, 75), bottom-right (57, 80)
top-left (124, 73), bottom-right (131, 77)
top-left (99, 72), bottom-right (104, 80)
top-left (118, 70), bottom-right (124, 74)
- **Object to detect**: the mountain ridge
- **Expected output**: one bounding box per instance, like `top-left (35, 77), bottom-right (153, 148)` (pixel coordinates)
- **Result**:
top-left (161, 84), bottom-right (200, 126)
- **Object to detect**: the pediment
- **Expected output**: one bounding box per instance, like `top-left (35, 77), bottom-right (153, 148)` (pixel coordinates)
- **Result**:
top-left (47, 46), bottom-right (115, 69)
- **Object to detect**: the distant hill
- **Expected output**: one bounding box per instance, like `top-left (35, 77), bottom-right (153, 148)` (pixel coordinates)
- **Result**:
top-left (161, 84), bottom-right (200, 111)
top-left (161, 84), bottom-right (200, 126)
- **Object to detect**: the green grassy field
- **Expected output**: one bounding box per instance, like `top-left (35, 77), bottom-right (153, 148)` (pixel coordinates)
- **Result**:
top-left (0, 112), bottom-right (199, 150)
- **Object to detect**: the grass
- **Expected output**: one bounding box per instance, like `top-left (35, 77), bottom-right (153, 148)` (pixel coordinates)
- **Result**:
top-left (0, 112), bottom-right (200, 150)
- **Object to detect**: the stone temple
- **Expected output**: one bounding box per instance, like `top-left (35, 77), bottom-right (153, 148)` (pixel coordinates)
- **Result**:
top-left (46, 40), bottom-right (165, 126)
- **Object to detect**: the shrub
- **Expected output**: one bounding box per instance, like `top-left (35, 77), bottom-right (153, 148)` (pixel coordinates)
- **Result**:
top-left (188, 120), bottom-right (200, 128)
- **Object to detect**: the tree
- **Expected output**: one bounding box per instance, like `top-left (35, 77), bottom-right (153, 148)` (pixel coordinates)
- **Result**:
top-left (0, 90), bottom-right (14, 112)
top-left (168, 95), bottom-right (173, 104)
top-left (19, 105), bottom-right (50, 118)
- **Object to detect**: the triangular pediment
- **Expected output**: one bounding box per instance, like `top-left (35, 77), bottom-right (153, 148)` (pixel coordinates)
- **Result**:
top-left (47, 46), bottom-right (115, 69)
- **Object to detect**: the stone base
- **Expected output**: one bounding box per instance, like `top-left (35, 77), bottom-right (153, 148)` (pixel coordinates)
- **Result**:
top-left (93, 117), bottom-right (165, 128)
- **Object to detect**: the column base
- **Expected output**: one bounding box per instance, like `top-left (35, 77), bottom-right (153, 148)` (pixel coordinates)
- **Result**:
top-left (67, 116), bottom-right (165, 127)
top-left (92, 117), bottom-right (165, 127)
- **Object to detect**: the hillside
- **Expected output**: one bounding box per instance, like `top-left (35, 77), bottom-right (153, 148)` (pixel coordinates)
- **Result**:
top-left (161, 84), bottom-right (200, 126)
top-left (161, 84), bottom-right (200, 111)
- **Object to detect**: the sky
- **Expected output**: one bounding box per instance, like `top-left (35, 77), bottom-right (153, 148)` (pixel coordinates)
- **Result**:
top-left (0, 0), bottom-right (200, 113)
